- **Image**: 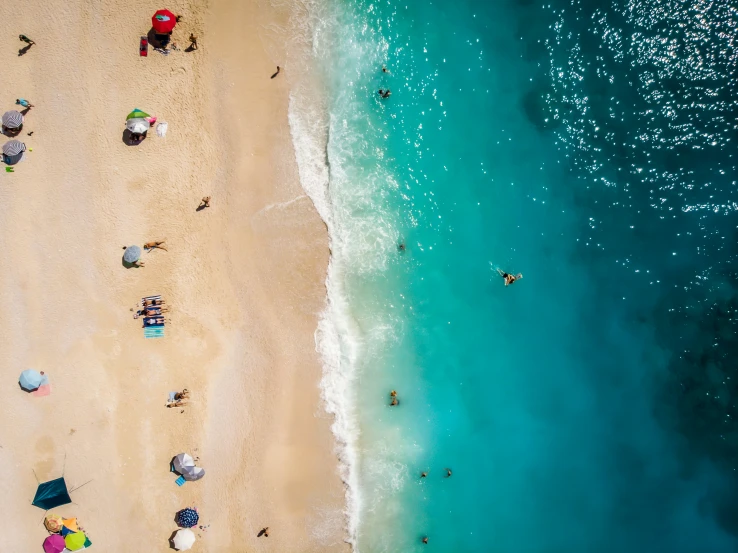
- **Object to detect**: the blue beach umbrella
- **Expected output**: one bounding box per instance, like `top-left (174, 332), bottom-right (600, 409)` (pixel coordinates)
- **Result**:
top-left (176, 508), bottom-right (199, 528)
top-left (19, 369), bottom-right (43, 391)
top-left (123, 245), bottom-right (142, 263)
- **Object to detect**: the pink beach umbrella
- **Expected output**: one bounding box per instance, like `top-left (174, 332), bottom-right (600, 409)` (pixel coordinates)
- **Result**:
top-left (43, 534), bottom-right (65, 553)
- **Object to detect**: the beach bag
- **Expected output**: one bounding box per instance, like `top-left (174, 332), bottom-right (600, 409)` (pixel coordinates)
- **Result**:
top-left (156, 122), bottom-right (168, 137)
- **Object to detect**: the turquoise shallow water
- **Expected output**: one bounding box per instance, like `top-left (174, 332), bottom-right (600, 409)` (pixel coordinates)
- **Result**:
top-left (294, 0), bottom-right (738, 551)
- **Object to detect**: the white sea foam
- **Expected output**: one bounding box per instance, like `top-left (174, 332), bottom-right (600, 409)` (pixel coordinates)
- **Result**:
top-left (283, 1), bottom-right (404, 550)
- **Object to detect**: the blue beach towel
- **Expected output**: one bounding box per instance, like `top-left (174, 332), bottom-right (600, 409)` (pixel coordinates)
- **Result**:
top-left (175, 475), bottom-right (186, 486)
top-left (144, 327), bottom-right (165, 339)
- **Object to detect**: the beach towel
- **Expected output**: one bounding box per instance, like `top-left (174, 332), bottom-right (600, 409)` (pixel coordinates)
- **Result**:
top-left (144, 327), bottom-right (165, 339)
top-left (156, 122), bottom-right (168, 137)
top-left (175, 475), bottom-right (186, 486)
top-left (32, 384), bottom-right (51, 397)
top-left (142, 294), bottom-right (162, 302)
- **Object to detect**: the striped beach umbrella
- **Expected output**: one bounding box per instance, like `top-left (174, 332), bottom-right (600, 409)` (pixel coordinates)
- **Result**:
top-left (152, 9), bottom-right (177, 34)
top-left (2, 110), bottom-right (23, 129)
top-left (126, 118), bottom-right (150, 134)
top-left (3, 140), bottom-right (25, 156)
top-left (123, 245), bottom-right (142, 263)
top-left (126, 108), bottom-right (150, 120)
top-left (44, 513), bottom-right (64, 533)
top-left (175, 507), bottom-right (199, 528)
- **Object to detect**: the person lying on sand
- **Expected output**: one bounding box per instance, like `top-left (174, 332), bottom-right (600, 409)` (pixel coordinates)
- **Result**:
top-left (166, 399), bottom-right (187, 408)
top-left (174, 389), bottom-right (190, 400)
top-left (142, 298), bottom-right (165, 307)
top-left (144, 240), bottom-right (167, 251)
top-left (497, 268), bottom-right (522, 286)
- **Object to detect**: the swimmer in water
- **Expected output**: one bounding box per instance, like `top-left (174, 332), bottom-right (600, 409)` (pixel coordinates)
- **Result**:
top-left (497, 268), bottom-right (522, 286)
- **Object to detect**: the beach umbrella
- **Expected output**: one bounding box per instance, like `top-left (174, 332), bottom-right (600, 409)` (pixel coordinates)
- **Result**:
top-left (43, 535), bottom-right (66, 553)
top-left (173, 528), bottom-right (196, 551)
top-left (19, 369), bottom-right (43, 391)
top-left (126, 118), bottom-right (150, 134)
top-left (123, 245), bottom-right (142, 263)
top-left (172, 453), bottom-right (195, 474)
top-left (33, 477), bottom-right (72, 510)
top-left (44, 514), bottom-right (64, 533)
top-left (181, 465), bottom-right (205, 481)
top-left (176, 507), bottom-right (199, 528)
top-left (64, 532), bottom-right (86, 551)
top-left (126, 108), bottom-right (150, 120)
top-left (152, 9), bottom-right (177, 34)
top-left (3, 139), bottom-right (25, 156)
top-left (2, 110), bottom-right (23, 129)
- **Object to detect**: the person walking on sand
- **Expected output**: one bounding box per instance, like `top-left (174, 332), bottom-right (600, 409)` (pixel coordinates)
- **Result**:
top-left (199, 196), bottom-right (211, 209)
top-left (497, 268), bottom-right (522, 286)
top-left (259, 527), bottom-right (270, 537)
top-left (271, 66), bottom-right (281, 79)
top-left (144, 240), bottom-right (167, 251)
top-left (16, 98), bottom-right (34, 110)
top-left (189, 34), bottom-right (198, 50)
top-left (19, 35), bottom-right (35, 45)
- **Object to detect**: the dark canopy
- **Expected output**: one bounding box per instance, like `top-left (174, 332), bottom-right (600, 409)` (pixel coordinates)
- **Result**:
top-left (32, 477), bottom-right (71, 510)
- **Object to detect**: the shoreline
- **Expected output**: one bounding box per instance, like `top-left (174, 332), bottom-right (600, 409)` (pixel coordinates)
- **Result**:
top-left (0, 0), bottom-right (347, 551)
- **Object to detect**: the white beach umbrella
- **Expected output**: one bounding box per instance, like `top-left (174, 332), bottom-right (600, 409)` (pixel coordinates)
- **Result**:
top-left (172, 453), bottom-right (195, 474)
top-left (181, 465), bottom-right (205, 482)
top-left (173, 528), bottom-right (196, 551)
top-left (126, 118), bottom-right (150, 134)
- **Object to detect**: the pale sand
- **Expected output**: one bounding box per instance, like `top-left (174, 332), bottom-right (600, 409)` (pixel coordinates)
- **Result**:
top-left (0, 1), bottom-right (346, 552)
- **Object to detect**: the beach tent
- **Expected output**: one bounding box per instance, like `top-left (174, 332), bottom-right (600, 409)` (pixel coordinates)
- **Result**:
top-left (44, 513), bottom-right (64, 533)
top-left (19, 369), bottom-right (44, 391)
top-left (2, 110), bottom-right (23, 129)
top-left (123, 245), bottom-right (142, 263)
top-left (126, 108), bottom-right (150, 120)
top-left (173, 528), bottom-right (196, 551)
top-left (152, 9), bottom-right (177, 34)
top-left (43, 534), bottom-right (66, 553)
top-left (176, 507), bottom-right (199, 528)
top-left (33, 477), bottom-right (72, 510)
top-left (126, 118), bottom-right (150, 134)
top-left (64, 531), bottom-right (86, 551)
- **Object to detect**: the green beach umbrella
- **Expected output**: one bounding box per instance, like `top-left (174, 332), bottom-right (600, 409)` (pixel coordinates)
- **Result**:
top-left (126, 108), bottom-right (150, 120)
top-left (64, 532), bottom-right (86, 551)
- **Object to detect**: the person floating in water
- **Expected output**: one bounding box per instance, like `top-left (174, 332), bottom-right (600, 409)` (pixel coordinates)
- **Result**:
top-left (378, 89), bottom-right (391, 99)
top-left (398, 242), bottom-right (406, 253)
top-left (445, 468), bottom-right (452, 477)
top-left (422, 537), bottom-right (429, 544)
top-left (497, 268), bottom-right (522, 286)
top-left (420, 471), bottom-right (428, 478)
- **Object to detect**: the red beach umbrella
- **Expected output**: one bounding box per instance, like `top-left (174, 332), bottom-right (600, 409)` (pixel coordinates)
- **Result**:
top-left (152, 9), bottom-right (177, 33)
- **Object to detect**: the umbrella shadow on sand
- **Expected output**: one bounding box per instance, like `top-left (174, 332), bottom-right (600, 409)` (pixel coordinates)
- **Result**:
top-left (168, 530), bottom-right (179, 550)
top-left (147, 28), bottom-right (172, 50)
top-left (122, 129), bottom-right (147, 146)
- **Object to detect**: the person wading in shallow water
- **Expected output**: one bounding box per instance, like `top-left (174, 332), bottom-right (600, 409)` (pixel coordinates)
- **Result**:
top-left (497, 268), bottom-right (522, 286)
top-left (390, 390), bottom-right (399, 406)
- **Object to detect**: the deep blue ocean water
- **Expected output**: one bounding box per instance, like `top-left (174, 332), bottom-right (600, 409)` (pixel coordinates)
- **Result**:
top-left (293, 0), bottom-right (738, 551)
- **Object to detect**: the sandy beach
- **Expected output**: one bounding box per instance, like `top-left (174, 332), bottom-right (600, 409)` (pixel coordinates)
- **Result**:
top-left (0, 0), bottom-right (346, 551)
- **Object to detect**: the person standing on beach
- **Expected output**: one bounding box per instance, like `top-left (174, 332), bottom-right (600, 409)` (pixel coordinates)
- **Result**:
top-left (189, 34), bottom-right (198, 50)
top-left (271, 66), bottom-right (281, 79)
